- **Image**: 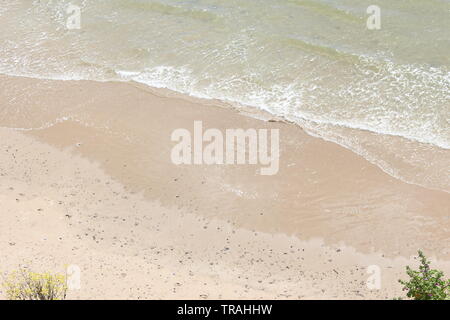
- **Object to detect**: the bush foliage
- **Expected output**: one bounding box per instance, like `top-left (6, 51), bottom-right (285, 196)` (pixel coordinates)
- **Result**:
top-left (3, 268), bottom-right (67, 300)
top-left (399, 251), bottom-right (450, 300)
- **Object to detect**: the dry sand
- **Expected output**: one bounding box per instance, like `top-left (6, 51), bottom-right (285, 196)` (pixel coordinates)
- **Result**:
top-left (0, 74), bottom-right (449, 299)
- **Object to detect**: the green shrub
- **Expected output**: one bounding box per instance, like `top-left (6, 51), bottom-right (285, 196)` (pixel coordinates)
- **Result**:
top-left (3, 268), bottom-right (67, 300)
top-left (398, 251), bottom-right (450, 300)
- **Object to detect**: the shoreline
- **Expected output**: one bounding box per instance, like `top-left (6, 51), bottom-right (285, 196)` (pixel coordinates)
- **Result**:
top-left (1, 74), bottom-right (449, 299)
top-left (2, 73), bottom-right (449, 193)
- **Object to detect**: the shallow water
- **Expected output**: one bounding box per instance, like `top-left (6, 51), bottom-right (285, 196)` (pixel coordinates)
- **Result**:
top-left (0, 0), bottom-right (449, 190)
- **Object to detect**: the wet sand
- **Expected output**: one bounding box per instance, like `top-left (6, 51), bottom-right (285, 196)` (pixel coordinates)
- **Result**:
top-left (0, 74), bottom-right (449, 299)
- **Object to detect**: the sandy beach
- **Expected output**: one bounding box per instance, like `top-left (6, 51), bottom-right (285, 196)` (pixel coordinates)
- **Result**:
top-left (0, 74), bottom-right (449, 299)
